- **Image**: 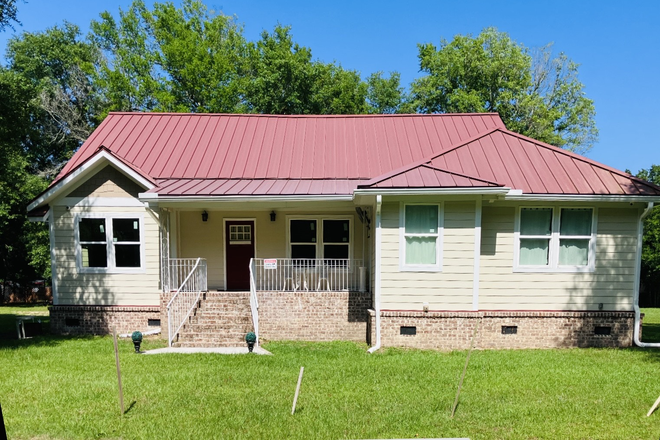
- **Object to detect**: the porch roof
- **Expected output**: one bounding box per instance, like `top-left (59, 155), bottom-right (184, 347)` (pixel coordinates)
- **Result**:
top-left (148, 178), bottom-right (366, 196)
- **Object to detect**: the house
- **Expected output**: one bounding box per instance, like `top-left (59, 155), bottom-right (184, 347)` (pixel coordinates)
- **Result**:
top-left (27, 112), bottom-right (660, 350)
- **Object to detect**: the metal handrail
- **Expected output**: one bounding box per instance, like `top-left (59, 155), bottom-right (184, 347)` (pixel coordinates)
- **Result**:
top-left (248, 258), bottom-right (259, 347)
top-left (166, 257), bottom-right (207, 347)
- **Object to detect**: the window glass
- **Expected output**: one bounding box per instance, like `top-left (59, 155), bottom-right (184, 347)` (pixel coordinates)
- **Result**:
top-left (405, 205), bottom-right (438, 234)
top-left (291, 244), bottom-right (316, 259)
top-left (113, 219), bottom-right (140, 242)
top-left (405, 237), bottom-right (436, 265)
top-left (82, 244), bottom-right (107, 268)
top-left (324, 244), bottom-right (349, 259)
top-left (323, 220), bottom-right (349, 243)
top-left (560, 209), bottom-right (592, 236)
top-left (520, 239), bottom-right (549, 266)
top-left (520, 208), bottom-right (552, 236)
top-left (559, 240), bottom-right (589, 265)
top-left (80, 218), bottom-right (106, 242)
top-left (115, 244), bottom-right (141, 267)
top-left (290, 220), bottom-right (316, 243)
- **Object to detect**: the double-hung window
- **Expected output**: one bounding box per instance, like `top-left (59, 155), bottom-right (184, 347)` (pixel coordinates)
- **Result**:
top-left (400, 204), bottom-right (442, 271)
top-left (288, 218), bottom-right (351, 263)
top-left (76, 214), bottom-right (144, 273)
top-left (516, 207), bottom-right (595, 271)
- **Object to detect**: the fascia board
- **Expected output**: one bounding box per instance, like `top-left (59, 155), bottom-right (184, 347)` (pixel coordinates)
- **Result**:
top-left (144, 194), bottom-right (355, 203)
top-left (352, 187), bottom-right (510, 197)
top-left (27, 151), bottom-right (155, 211)
top-left (505, 194), bottom-right (660, 203)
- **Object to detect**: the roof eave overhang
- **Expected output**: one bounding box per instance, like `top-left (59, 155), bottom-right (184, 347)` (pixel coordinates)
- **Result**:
top-left (352, 187), bottom-right (510, 197)
top-left (28, 211), bottom-right (50, 222)
top-left (27, 150), bottom-right (156, 212)
top-left (504, 193), bottom-right (660, 202)
top-left (139, 194), bottom-right (355, 204)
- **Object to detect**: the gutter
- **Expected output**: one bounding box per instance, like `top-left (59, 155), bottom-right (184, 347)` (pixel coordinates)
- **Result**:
top-left (634, 202), bottom-right (656, 347)
top-left (367, 195), bottom-right (383, 353)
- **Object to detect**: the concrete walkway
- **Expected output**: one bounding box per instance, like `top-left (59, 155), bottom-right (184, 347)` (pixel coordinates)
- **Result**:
top-left (144, 346), bottom-right (272, 355)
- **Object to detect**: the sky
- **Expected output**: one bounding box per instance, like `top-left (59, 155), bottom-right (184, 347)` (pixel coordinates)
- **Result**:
top-left (1, 0), bottom-right (658, 174)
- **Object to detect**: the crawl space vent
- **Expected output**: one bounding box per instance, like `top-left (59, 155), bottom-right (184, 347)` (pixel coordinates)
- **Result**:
top-left (400, 326), bottom-right (417, 336)
top-left (501, 325), bottom-right (518, 335)
top-left (594, 326), bottom-right (612, 336)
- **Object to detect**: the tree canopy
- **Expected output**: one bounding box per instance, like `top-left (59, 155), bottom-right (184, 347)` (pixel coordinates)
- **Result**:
top-left (0, 0), bottom-right (19, 32)
top-left (410, 28), bottom-right (598, 154)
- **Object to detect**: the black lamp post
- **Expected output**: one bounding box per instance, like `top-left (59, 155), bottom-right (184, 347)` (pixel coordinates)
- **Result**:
top-left (245, 332), bottom-right (256, 352)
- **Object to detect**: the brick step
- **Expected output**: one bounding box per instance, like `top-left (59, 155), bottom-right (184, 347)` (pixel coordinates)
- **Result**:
top-left (176, 335), bottom-right (248, 344)
top-left (181, 325), bottom-right (251, 334)
top-left (173, 341), bottom-right (248, 348)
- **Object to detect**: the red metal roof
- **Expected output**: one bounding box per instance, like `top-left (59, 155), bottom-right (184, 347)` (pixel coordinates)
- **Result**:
top-left (56, 112), bottom-right (505, 183)
top-left (50, 112), bottom-right (660, 197)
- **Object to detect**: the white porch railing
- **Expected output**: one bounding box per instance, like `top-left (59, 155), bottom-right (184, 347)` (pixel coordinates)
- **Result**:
top-left (252, 258), bottom-right (366, 292)
top-left (166, 258), bottom-right (208, 347)
top-left (248, 258), bottom-right (259, 347)
top-left (165, 258), bottom-right (206, 292)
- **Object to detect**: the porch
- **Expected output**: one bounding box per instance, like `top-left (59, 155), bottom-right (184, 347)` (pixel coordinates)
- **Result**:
top-left (163, 257), bottom-right (371, 347)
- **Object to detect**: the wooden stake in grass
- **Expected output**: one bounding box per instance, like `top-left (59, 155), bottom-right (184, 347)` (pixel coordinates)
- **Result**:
top-left (291, 366), bottom-right (304, 415)
top-left (451, 317), bottom-right (481, 418)
top-left (647, 393), bottom-right (660, 416)
top-left (113, 329), bottom-right (125, 416)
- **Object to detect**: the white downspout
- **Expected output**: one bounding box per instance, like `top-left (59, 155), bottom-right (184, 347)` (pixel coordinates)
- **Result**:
top-left (368, 195), bottom-right (383, 353)
top-left (634, 202), bottom-right (656, 347)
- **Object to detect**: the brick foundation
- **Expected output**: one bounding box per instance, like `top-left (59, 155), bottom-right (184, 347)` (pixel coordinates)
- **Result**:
top-left (369, 310), bottom-right (636, 350)
top-left (258, 291), bottom-right (371, 342)
top-left (49, 305), bottom-right (160, 335)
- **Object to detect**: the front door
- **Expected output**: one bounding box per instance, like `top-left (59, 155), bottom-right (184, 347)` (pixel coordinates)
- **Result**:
top-left (225, 220), bottom-right (255, 291)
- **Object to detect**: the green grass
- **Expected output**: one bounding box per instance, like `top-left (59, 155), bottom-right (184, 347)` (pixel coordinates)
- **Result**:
top-left (642, 307), bottom-right (660, 343)
top-left (2, 306), bottom-right (660, 439)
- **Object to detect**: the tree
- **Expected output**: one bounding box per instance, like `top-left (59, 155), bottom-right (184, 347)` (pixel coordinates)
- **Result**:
top-left (635, 166), bottom-right (660, 306)
top-left (0, 0), bottom-right (19, 32)
top-left (366, 71), bottom-right (406, 114)
top-left (6, 22), bottom-right (102, 176)
top-left (244, 25), bottom-right (369, 115)
top-left (410, 28), bottom-right (597, 154)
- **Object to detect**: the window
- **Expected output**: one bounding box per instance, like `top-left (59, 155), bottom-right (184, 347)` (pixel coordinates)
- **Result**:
top-left (229, 224), bottom-right (252, 244)
top-left (288, 217), bottom-right (351, 261)
top-left (400, 204), bottom-right (442, 271)
top-left (516, 207), bottom-right (595, 271)
top-left (76, 214), bottom-right (144, 273)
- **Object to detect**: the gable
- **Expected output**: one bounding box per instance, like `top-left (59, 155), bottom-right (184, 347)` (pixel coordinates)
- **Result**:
top-left (66, 165), bottom-right (144, 198)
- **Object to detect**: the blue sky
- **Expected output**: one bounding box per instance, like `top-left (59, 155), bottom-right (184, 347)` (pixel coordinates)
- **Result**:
top-left (1, 0), bottom-right (658, 174)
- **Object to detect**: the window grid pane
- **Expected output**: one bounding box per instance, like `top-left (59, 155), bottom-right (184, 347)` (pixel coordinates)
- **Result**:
top-left (405, 237), bottom-right (436, 265)
top-left (519, 239), bottom-right (550, 266)
top-left (520, 208), bottom-right (552, 236)
top-left (560, 209), bottom-right (592, 236)
top-left (405, 205), bottom-right (438, 234)
top-left (559, 239), bottom-right (589, 266)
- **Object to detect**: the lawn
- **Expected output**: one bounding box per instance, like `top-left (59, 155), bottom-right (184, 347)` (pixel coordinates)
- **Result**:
top-left (2, 306), bottom-right (660, 439)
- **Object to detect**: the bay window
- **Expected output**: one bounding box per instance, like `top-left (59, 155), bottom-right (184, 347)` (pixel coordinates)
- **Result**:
top-left (516, 207), bottom-right (595, 271)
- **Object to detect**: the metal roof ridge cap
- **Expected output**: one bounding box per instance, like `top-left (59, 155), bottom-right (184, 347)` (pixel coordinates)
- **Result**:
top-left (106, 111), bottom-right (503, 119)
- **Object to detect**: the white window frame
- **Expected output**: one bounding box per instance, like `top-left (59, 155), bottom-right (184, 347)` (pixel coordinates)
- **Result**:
top-left (285, 215), bottom-right (353, 261)
top-left (74, 212), bottom-right (146, 274)
top-left (399, 202), bottom-right (443, 272)
top-left (514, 206), bottom-right (597, 273)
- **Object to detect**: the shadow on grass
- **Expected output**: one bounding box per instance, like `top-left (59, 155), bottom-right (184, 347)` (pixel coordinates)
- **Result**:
top-left (642, 323), bottom-right (660, 344)
top-left (124, 401), bottom-right (137, 415)
top-left (0, 332), bottom-right (99, 350)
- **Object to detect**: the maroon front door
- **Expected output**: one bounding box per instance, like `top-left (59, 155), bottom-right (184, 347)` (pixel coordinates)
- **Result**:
top-left (225, 220), bottom-right (255, 290)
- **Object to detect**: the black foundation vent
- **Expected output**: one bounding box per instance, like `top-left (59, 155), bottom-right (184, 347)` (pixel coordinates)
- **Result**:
top-left (148, 319), bottom-right (161, 327)
top-left (595, 326), bottom-right (612, 336)
top-left (400, 326), bottom-right (417, 336)
top-left (65, 318), bottom-right (81, 327)
top-left (501, 325), bottom-right (518, 335)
